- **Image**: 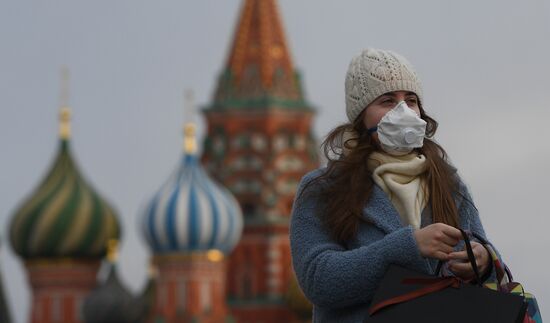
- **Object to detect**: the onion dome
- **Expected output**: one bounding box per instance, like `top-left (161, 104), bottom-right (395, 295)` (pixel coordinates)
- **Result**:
top-left (142, 116), bottom-right (243, 254)
top-left (9, 100), bottom-right (120, 260)
top-left (83, 240), bottom-right (145, 323)
top-left (133, 264), bottom-right (157, 321)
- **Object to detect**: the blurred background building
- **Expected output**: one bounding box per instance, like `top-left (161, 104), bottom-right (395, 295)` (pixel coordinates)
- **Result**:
top-left (5, 0), bottom-right (317, 322)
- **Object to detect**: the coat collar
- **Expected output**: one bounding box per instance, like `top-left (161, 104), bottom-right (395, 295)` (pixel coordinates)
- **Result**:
top-left (312, 166), bottom-right (463, 234)
top-left (363, 181), bottom-right (465, 234)
top-left (362, 184), bottom-right (404, 234)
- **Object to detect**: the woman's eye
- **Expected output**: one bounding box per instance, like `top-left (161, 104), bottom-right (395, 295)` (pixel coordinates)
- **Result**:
top-left (406, 98), bottom-right (418, 105)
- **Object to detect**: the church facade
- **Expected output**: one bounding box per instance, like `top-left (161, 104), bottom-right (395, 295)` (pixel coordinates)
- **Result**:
top-left (201, 0), bottom-right (318, 322)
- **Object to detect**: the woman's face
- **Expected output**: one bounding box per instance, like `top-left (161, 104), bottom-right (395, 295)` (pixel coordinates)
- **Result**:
top-left (362, 91), bottom-right (421, 143)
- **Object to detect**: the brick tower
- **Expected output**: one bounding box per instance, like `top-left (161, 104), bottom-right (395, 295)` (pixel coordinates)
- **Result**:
top-left (201, 1), bottom-right (319, 322)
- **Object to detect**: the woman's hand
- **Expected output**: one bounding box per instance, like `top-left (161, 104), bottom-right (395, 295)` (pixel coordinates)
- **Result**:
top-left (447, 241), bottom-right (491, 281)
top-left (413, 223), bottom-right (462, 260)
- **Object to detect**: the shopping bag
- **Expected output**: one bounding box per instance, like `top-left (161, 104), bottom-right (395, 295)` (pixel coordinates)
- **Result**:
top-left (365, 229), bottom-right (528, 323)
top-left (472, 233), bottom-right (543, 323)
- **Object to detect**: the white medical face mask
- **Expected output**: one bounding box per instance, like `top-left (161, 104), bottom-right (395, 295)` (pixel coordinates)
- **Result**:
top-left (367, 101), bottom-right (427, 156)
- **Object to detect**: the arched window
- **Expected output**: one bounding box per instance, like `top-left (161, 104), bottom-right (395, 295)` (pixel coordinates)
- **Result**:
top-left (51, 296), bottom-right (62, 321)
top-left (200, 282), bottom-right (211, 312)
top-left (273, 134), bottom-right (288, 152)
top-left (242, 203), bottom-right (257, 217)
top-left (251, 133), bottom-right (267, 151)
top-left (177, 281), bottom-right (186, 311)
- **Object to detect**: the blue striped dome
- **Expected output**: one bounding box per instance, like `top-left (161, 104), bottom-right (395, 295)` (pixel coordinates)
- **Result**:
top-left (142, 153), bottom-right (243, 254)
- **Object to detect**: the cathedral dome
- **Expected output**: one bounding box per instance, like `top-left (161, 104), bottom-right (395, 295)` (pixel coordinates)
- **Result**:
top-left (9, 108), bottom-right (121, 260)
top-left (83, 240), bottom-right (150, 323)
top-left (83, 265), bottom-right (136, 323)
top-left (142, 124), bottom-right (243, 254)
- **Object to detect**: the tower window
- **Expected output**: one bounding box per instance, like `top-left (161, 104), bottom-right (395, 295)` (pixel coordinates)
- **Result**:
top-left (242, 203), bottom-right (256, 217)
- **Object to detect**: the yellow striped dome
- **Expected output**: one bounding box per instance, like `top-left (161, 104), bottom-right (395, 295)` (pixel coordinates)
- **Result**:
top-left (9, 139), bottom-right (121, 259)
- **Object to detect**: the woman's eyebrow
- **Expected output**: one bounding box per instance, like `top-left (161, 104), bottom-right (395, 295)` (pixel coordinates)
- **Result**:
top-left (379, 93), bottom-right (395, 99)
top-left (378, 92), bottom-right (417, 101)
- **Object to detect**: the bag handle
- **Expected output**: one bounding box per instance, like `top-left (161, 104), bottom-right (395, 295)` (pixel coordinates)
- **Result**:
top-left (467, 231), bottom-right (516, 292)
top-left (469, 231), bottom-right (514, 285)
top-left (435, 229), bottom-right (482, 286)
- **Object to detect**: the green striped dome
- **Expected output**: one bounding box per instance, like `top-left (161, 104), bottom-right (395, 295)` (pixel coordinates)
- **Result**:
top-left (9, 139), bottom-right (121, 260)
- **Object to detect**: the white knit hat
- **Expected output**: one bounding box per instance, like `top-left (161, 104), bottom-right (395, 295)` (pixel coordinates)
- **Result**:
top-left (345, 48), bottom-right (423, 123)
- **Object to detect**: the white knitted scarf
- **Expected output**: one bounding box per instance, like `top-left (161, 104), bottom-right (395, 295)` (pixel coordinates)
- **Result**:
top-left (367, 151), bottom-right (429, 229)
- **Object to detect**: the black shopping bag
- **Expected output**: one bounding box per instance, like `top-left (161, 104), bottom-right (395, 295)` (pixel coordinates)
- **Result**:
top-left (365, 230), bottom-right (527, 323)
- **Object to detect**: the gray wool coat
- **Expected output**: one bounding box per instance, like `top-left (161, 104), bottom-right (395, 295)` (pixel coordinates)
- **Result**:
top-left (289, 167), bottom-right (501, 323)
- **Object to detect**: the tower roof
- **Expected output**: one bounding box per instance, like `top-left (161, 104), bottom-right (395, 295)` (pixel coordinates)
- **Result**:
top-left (9, 83), bottom-right (121, 260)
top-left (142, 122), bottom-right (243, 254)
top-left (83, 241), bottom-right (148, 323)
top-left (83, 265), bottom-right (137, 323)
top-left (207, 0), bottom-right (314, 111)
top-left (227, 0), bottom-right (293, 89)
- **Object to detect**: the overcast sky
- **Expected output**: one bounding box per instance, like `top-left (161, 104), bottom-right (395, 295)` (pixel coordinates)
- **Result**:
top-left (1, 1), bottom-right (549, 321)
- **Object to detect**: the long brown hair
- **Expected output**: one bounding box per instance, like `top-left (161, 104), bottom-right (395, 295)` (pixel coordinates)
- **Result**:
top-left (299, 105), bottom-right (460, 245)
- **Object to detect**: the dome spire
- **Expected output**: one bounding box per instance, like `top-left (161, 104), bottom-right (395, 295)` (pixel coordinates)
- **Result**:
top-left (183, 89), bottom-right (197, 155)
top-left (59, 66), bottom-right (71, 140)
top-left (207, 0), bottom-right (311, 111)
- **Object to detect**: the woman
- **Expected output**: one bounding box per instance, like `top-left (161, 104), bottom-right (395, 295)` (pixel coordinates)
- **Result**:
top-left (289, 48), bottom-right (502, 322)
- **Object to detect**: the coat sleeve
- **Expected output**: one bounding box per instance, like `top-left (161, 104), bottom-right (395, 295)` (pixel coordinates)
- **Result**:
top-left (289, 172), bottom-right (429, 309)
top-left (456, 177), bottom-right (505, 284)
